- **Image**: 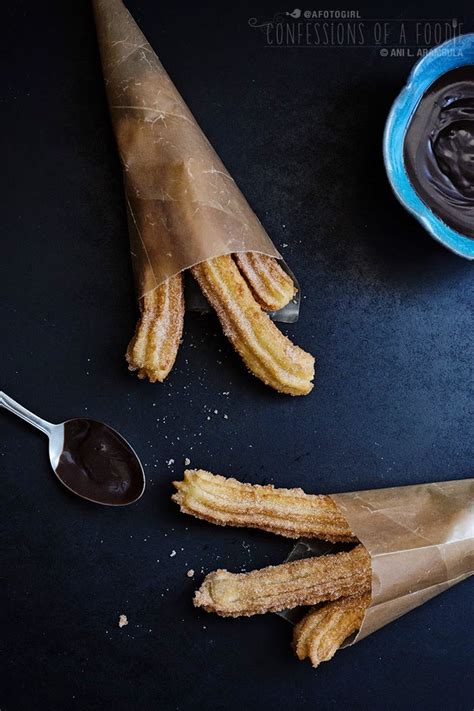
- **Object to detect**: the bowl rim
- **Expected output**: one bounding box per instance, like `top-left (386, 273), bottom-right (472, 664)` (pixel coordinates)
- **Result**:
top-left (383, 33), bottom-right (474, 259)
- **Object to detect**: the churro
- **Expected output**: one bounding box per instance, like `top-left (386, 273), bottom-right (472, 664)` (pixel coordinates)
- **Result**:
top-left (172, 470), bottom-right (355, 542)
top-left (233, 253), bottom-right (296, 311)
top-left (194, 545), bottom-right (371, 617)
top-left (126, 274), bottom-right (184, 382)
top-left (293, 592), bottom-right (371, 667)
top-left (191, 255), bottom-right (314, 395)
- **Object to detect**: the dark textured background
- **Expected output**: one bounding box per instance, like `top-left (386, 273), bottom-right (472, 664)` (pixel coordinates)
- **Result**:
top-left (1, 1), bottom-right (473, 709)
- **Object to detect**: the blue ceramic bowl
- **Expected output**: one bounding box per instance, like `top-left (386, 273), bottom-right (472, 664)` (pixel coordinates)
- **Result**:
top-left (383, 34), bottom-right (474, 259)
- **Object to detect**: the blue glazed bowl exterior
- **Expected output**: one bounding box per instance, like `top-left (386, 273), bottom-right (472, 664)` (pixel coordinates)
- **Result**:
top-left (383, 34), bottom-right (474, 259)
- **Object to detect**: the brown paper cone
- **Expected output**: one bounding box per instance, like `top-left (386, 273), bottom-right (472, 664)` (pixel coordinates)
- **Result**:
top-left (283, 478), bottom-right (473, 644)
top-left (92, 0), bottom-right (285, 302)
top-left (333, 478), bottom-right (474, 641)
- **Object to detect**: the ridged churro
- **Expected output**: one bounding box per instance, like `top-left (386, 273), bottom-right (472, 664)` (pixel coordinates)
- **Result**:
top-left (172, 470), bottom-right (355, 542)
top-left (293, 592), bottom-right (371, 667)
top-left (126, 274), bottom-right (184, 382)
top-left (191, 255), bottom-right (314, 395)
top-left (194, 545), bottom-right (371, 617)
top-left (233, 253), bottom-right (296, 311)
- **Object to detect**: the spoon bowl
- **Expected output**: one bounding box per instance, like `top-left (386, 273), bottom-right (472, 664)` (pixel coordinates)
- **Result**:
top-left (1, 392), bottom-right (145, 506)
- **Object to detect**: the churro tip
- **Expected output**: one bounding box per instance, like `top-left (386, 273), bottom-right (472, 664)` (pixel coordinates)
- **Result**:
top-left (193, 578), bottom-right (216, 611)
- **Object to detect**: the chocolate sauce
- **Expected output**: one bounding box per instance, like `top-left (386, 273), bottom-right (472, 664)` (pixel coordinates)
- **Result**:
top-left (403, 66), bottom-right (474, 238)
top-left (56, 419), bottom-right (144, 505)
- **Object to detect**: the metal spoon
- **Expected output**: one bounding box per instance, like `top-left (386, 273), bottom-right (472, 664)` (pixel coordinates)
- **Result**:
top-left (0, 391), bottom-right (145, 506)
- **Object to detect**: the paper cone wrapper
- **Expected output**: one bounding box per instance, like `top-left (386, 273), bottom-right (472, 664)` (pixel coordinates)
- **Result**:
top-left (285, 478), bottom-right (473, 644)
top-left (92, 0), bottom-right (298, 319)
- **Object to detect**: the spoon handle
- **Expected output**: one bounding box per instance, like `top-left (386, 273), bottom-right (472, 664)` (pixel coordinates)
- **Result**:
top-left (0, 391), bottom-right (54, 436)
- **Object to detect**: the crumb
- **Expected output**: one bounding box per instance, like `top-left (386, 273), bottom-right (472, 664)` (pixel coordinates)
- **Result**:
top-left (167, 459), bottom-right (175, 467)
top-left (170, 550), bottom-right (176, 557)
top-left (187, 569), bottom-right (195, 578)
top-left (118, 614), bottom-right (128, 628)
top-left (184, 457), bottom-right (191, 466)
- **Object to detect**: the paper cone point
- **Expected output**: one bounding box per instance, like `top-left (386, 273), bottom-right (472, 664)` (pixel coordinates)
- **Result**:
top-left (92, 0), bottom-right (150, 72)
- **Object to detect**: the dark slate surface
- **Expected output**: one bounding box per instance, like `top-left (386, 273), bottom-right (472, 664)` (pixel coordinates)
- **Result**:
top-left (1, 1), bottom-right (473, 709)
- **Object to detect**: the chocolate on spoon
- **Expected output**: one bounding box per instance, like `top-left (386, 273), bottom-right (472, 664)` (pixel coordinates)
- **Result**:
top-left (0, 392), bottom-right (145, 506)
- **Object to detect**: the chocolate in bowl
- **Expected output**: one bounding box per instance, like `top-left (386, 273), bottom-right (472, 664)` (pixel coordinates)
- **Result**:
top-left (403, 65), bottom-right (474, 239)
